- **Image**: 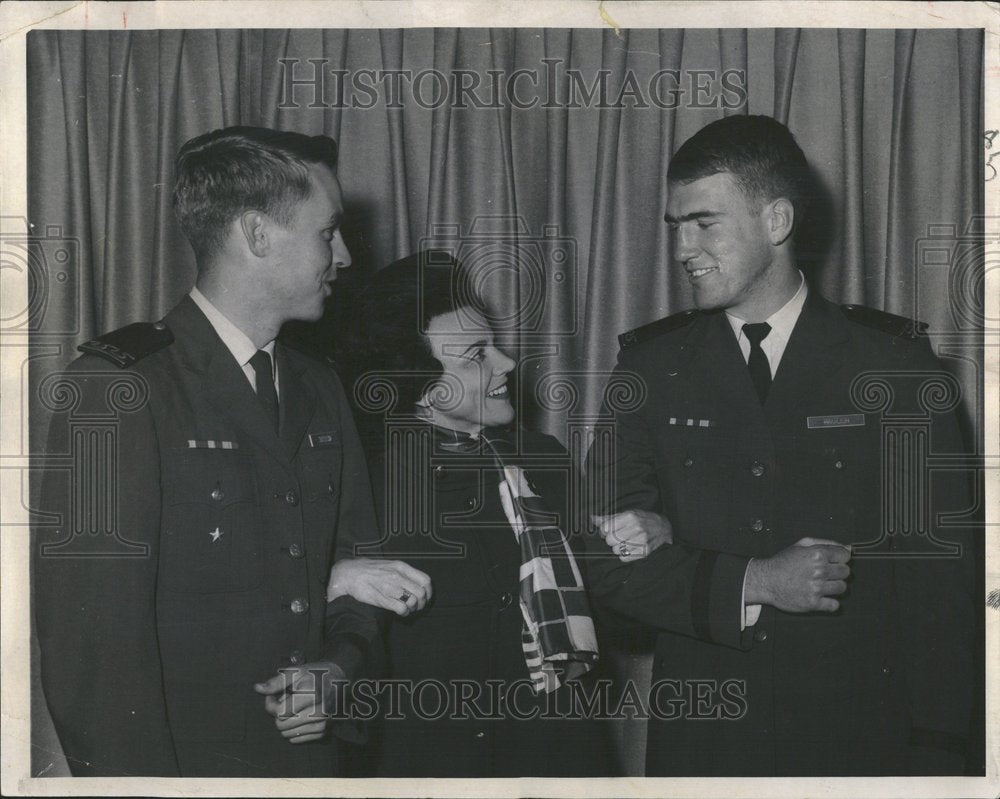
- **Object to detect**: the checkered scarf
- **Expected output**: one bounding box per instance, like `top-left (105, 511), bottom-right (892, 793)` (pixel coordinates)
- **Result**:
top-left (477, 431), bottom-right (600, 694)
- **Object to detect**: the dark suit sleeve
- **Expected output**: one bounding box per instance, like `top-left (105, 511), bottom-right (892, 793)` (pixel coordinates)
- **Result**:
top-left (34, 362), bottom-right (180, 776)
top-left (890, 343), bottom-right (977, 773)
top-left (319, 369), bottom-right (387, 682)
top-left (584, 358), bottom-right (753, 651)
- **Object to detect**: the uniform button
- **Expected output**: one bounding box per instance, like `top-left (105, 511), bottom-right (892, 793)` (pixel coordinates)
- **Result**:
top-left (290, 598), bottom-right (309, 614)
top-left (466, 496), bottom-right (477, 509)
top-left (834, 459), bottom-right (845, 470)
top-left (288, 543), bottom-right (303, 559)
top-left (327, 480), bottom-right (336, 495)
top-left (152, 322), bottom-right (166, 331)
top-left (750, 518), bottom-right (765, 533)
top-left (475, 731), bottom-right (485, 739)
top-left (683, 456), bottom-right (694, 468)
top-left (285, 490), bottom-right (299, 506)
top-left (881, 664), bottom-right (891, 675)
top-left (434, 465), bottom-right (447, 479)
top-left (499, 592), bottom-right (513, 608)
top-left (753, 629), bottom-right (768, 642)
top-left (210, 486), bottom-right (225, 501)
top-left (750, 462), bottom-right (766, 477)
top-left (289, 649), bottom-right (305, 665)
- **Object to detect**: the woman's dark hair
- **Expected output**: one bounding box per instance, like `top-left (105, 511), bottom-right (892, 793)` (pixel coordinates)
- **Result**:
top-left (349, 251), bottom-right (486, 421)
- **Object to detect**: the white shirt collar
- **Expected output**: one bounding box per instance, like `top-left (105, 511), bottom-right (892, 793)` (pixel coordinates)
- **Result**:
top-left (189, 287), bottom-right (275, 367)
top-left (726, 271), bottom-right (807, 342)
top-left (725, 271), bottom-right (808, 375)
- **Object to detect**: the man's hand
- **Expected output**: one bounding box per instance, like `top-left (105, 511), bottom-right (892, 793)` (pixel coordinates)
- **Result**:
top-left (745, 537), bottom-right (851, 612)
top-left (592, 510), bottom-right (673, 562)
top-left (326, 557), bottom-right (432, 616)
top-left (254, 661), bottom-right (345, 744)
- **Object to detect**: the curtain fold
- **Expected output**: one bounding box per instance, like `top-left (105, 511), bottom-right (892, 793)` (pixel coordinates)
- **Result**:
top-left (837, 29), bottom-right (866, 304)
top-left (884, 28), bottom-right (917, 313)
top-left (772, 28), bottom-right (799, 124)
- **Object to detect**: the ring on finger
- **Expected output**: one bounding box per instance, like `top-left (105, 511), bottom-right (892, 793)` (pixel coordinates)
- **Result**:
top-left (618, 543), bottom-right (631, 557)
top-left (399, 589), bottom-right (413, 603)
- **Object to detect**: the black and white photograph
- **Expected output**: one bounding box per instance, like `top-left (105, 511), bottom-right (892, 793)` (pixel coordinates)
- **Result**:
top-left (0, 1), bottom-right (996, 796)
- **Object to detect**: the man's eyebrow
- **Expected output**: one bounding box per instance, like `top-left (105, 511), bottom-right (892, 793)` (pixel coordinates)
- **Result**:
top-left (663, 210), bottom-right (721, 223)
top-left (457, 339), bottom-right (489, 357)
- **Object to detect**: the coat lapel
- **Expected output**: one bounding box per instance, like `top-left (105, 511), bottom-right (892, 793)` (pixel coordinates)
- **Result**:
top-left (165, 297), bottom-right (289, 462)
top-left (682, 312), bottom-right (764, 429)
top-left (276, 345), bottom-right (317, 462)
top-left (764, 290), bottom-right (850, 431)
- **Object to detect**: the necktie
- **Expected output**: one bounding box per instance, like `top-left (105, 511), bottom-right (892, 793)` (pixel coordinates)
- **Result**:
top-left (249, 349), bottom-right (279, 432)
top-left (741, 322), bottom-right (772, 404)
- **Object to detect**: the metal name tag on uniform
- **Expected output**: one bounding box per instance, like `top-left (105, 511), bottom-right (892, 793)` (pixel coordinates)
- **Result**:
top-left (806, 414), bottom-right (865, 429)
top-left (308, 431), bottom-right (339, 448)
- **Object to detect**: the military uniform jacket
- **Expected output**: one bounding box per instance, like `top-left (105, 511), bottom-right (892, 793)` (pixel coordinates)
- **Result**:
top-left (35, 296), bottom-right (383, 777)
top-left (356, 425), bottom-right (612, 778)
top-left (585, 290), bottom-right (976, 776)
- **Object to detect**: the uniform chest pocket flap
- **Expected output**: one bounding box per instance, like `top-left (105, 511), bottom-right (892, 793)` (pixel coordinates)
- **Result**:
top-left (160, 449), bottom-right (262, 593)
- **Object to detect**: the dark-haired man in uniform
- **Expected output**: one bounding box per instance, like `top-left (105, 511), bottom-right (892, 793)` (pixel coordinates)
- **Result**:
top-left (587, 115), bottom-right (976, 776)
top-left (34, 127), bottom-right (421, 777)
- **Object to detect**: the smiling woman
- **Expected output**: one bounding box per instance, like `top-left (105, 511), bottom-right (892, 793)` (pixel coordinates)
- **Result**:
top-left (340, 252), bottom-right (614, 777)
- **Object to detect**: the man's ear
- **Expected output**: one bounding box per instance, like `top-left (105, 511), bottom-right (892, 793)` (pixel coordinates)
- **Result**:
top-left (239, 210), bottom-right (269, 257)
top-left (766, 198), bottom-right (795, 246)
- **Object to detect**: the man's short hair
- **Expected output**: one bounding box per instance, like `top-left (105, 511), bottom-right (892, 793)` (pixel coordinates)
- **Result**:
top-left (353, 251), bottom-right (486, 417)
top-left (668, 115), bottom-right (810, 220)
top-left (172, 126), bottom-right (338, 263)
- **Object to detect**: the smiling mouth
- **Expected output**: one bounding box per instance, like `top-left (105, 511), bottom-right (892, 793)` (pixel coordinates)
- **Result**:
top-left (486, 383), bottom-right (508, 399)
top-left (688, 267), bottom-right (718, 279)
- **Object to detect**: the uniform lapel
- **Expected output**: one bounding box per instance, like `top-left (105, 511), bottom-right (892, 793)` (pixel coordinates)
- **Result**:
top-left (276, 345), bottom-right (317, 462)
top-left (165, 297), bottom-right (289, 462)
top-left (683, 312), bottom-right (764, 428)
top-left (764, 290), bottom-right (849, 431)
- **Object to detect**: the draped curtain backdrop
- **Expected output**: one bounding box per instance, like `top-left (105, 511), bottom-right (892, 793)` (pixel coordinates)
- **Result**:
top-left (26, 27), bottom-right (984, 775)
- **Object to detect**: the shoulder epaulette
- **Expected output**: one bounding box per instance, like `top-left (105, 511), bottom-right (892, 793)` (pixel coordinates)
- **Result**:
top-left (78, 321), bottom-right (174, 368)
top-left (840, 304), bottom-right (928, 340)
top-left (619, 309), bottom-right (699, 350)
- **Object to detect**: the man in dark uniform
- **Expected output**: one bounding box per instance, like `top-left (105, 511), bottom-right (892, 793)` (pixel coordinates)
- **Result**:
top-left (34, 127), bottom-right (394, 777)
top-left (586, 115), bottom-right (976, 776)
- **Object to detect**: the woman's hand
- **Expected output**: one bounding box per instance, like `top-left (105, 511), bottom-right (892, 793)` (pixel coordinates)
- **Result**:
top-left (591, 510), bottom-right (673, 562)
top-left (326, 558), bottom-right (433, 616)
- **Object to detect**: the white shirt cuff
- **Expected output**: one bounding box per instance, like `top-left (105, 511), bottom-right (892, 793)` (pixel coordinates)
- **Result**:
top-left (741, 560), bottom-right (762, 630)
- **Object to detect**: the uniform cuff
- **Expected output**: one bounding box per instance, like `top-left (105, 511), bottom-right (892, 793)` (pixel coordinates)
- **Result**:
top-left (691, 550), bottom-right (753, 650)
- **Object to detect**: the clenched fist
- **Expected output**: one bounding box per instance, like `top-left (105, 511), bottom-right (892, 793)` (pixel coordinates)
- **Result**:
top-left (745, 537), bottom-right (851, 613)
top-left (592, 510), bottom-right (673, 562)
